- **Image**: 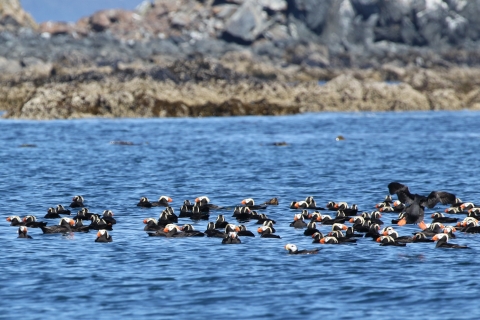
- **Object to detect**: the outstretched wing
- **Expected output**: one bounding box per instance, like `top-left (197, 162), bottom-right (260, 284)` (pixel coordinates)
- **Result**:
top-left (388, 182), bottom-right (415, 205)
top-left (426, 191), bottom-right (457, 209)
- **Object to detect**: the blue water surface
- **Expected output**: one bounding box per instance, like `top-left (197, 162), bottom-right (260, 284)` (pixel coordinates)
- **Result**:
top-left (1, 111), bottom-right (479, 319)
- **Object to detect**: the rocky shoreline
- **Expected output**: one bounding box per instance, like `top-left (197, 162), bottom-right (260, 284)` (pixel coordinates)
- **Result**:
top-left (2, 0), bottom-right (480, 119)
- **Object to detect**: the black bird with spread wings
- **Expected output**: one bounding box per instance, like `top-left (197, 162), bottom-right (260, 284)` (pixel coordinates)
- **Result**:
top-left (388, 182), bottom-right (456, 209)
top-left (388, 182), bottom-right (457, 225)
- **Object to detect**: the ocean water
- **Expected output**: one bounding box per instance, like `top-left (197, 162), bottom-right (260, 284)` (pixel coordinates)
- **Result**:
top-left (1, 111), bottom-right (479, 319)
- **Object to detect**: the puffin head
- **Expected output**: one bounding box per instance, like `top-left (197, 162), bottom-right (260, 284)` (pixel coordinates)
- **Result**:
top-left (96, 229), bottom-right (108, 238)
top-left (241, 198), bottom-right (254, 206)
top-left (293, 214), bottom-right (303, 221)
top-left (59, 218), bottom-right (75, 226)
top-left (284, 243), bottom-right (298, 253)
top-left (143, 218), bottom-right (157, 224)
top-left (159, 196), bottom-right (173, 203)
top-left (432, 233), bottom-right (449, 242)
top-left (195, 196), bottom-right (210, 204)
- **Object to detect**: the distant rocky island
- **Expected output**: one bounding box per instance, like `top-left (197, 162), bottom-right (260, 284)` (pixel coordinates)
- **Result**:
top-left (1, 0), bottom-right (480, 119)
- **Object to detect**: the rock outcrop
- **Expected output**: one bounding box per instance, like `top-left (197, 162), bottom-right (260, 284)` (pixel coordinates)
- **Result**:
top-left (1, 0), bottom-right (480, 119)
top-left (0, 0), bottom-right (37, 31)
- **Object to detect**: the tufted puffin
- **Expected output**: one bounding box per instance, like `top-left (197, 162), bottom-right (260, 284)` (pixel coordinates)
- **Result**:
top-left (22, 215), bottom-right (47, 228)
top-left (257, 226), bottom-right (281, 238)
top-left (102, 210), bottom-right (117, 225)
top-left (431, 212), bottom-right (458, 224)
top-left (137, 197), bottom-right (153, 208)
top-left (88, 215), bottom-right (113, 231)
top-left (17, 226), bottom-right (32, 239)
top-left (232, 206), bottom-right (252, 220)
top-left (6, 216), bottom-right (25, 226)
top-left (346, 226), bottom-right (363, 238)
top-left (327, 230), bottom-right (357, 244)
top-left (44, 207), bottom-right (61, 219)
top-left (285, 243), bottom-right (319, 254)
top-left (195, 196), bottom-right (223, 210)
top-left (389, 182), bottom-right (446, 208)
top-left (214, 215), bottom-right (229, 229)
top-left (143, 218), bottom-right (164, 232)
top-left (240, 198), bottom-right (267, 210)
top-left (95, 230), bottom-right (112, 242)
top-left (256, 213), bottom-right (276, 224)
top-left (396, 197), bottom-right (424, 226)
top-left (222, 232), bottom-right (241, 244)
top-left (237, 225), bottom-right (255, 237)
top-left (190, 205), bottom-right (209, 220)
top-left (73, 208), bottom-right (97, 221)
top-left (432, 233), bottom-right (469, 249)
top-left (40, 217), bottom-right (75, 234)
top-left (56, 204), bottom-right (71, 215)
top-left (204, 222), bottom-right (226, 238)
top-left (289, 214), bottom-right (307, 228)
top-left (70, 195), bottom-right (84, 208)
top-left (181, 224), bottom-right (205, 237)
top-left (151, 196), bottom-right (173, 207)
top-left (334, 203), bottom-right (358, 216)
top-left (376, 235), bottom-right (406, 246)
top-left (304, 221), bottom-right (320, 236)
top-left (311, 232), bottom-right (325, 243)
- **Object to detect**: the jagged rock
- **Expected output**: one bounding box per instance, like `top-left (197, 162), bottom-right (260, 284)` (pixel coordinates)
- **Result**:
top-left (0, 0), bottom-right (37, 30)
top-left (415, 0), bottom-right (450, 46)
top-left (289, 0), bottom-right (333, 33)
top-left (259, 0), bottom-right (287, 11)
top-left (319, 0), bottom-right (356, 51)
top-left (224, 0), bottom-right (268, 42)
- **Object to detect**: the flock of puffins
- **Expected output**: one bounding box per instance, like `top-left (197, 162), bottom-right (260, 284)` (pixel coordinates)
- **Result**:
top-left (5, 182), bottom-right (480, 253)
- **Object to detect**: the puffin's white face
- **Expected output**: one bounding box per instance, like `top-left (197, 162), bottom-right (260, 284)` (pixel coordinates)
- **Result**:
top-left (285, 244), bottom-right (297, 252)
top-left (141, 197), bottom-right (149, 202)
top-left (183, 224), bottom-right (194, 231)
top-left (433, 233), bottom-right (449, 241)
top-left (241, 198), bottom-right (254, 205)
top-left (228, 232), bottom-right (238, 239)
top-left (103, 210), bottom-right (114, 217)
top-left (60, 218), bottom-right (75, 226)
top-left (257, 226), bottom-right (272, 233)
top-left (143, 218), bottom-right (157, 224)
top-left (164, 224), bottom-right (177, 231)
top-left (159, 196), bottom-right (173, 202)
top-left (382, 226), bottom-right (394, 234)
top-left (293, 214), bottom-right (303, 221)
top-left (195, 196), bottom-right (210, 203)
top-left (225, 224), bottom-right (238, 232)
top-left (19, 226), bottom-right (27, 233)
top-left (24, 215), bottom-right (36, 222)
top-left (97, 229), bottom-right (107, 238)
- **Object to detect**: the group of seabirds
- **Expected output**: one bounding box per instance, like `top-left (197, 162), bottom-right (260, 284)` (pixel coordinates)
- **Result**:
top-left (5, 182), bottom-right (480, 253)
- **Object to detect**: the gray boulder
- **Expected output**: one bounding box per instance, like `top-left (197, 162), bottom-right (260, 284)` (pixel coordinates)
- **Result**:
top-left (224, 0), bottom-right (268, 42)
